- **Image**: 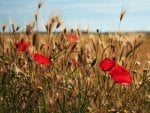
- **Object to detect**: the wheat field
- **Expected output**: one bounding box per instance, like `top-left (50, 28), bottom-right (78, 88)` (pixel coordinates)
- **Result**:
top-left (0, 1), bottom-right (150, 113)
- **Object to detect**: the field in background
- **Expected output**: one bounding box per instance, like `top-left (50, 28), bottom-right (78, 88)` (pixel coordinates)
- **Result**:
top-left (0, 31), bottom-right (150, 113)
top-left (5, 31), bottom-right (149, 61)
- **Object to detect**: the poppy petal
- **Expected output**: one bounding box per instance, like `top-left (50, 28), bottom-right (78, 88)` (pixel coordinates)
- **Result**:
top-left (99, 58), bottom-right (115, 71)
top-left (16, 40), bottom-right (29, 52)
top-left (65, 33), bottom-right (78, 42)
top-left (34, 53), bottom-right (49, 65)
top-left (109, 65), bottom-right (132, 85)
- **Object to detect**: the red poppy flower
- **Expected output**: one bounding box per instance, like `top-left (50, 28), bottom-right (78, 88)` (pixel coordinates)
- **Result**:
top-left (65, 33), bottom-right (78, 42)
top-left (99, 58), bottom-right (115, 71)
top-left (109, 64), bottom-right (132, 85)
top-left (99, 58), bottom-right (132, 85)
top-left (16, 39), bottom-right (29, 52)
top-left (34, 53), bottom-right (49, 65)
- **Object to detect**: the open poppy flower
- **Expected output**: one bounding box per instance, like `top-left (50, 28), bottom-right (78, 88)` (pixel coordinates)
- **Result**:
top-left (99, 58), bottom-right (115, 71)
top-left (65, 33), bottom-right (78, 42)
top-left (34, 53), bottom-right (49, 65)
top-left (99, 58), bottom-right (132, 85)
top-left (109, 64), bottom-right (132, 85)
top-left (16, 39), bottom-right (29, 52)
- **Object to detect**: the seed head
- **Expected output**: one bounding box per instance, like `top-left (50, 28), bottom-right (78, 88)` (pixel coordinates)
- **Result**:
top-left (11, 22), bottom-right (15, 33)
top-left (120, 10), bottom-right (126, 22)
top-left (38, 0), bottom-right (43, 9)
top-left (2, 23), bottom-right (6, 32)
top-left (77, 28), bottom-right (81, 37)
top-left (16, 26), bottom-right (19, 31)
top-left (96, 29), bottom-right (99, 33)
top-left (55, 16), bottom-right (61, 28)
top-left (63, 28), bottom-right (67, 33)
top-left (26, 24), bottom-right (33, 36)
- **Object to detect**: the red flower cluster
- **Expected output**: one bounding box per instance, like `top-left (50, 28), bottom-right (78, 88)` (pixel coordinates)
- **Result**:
top-left (99, 58), bottom-right (132, 85)
top-left (34, 53), bottom-right (50, 65)
top-left (16, 39), bottom-right (29, 52)
top-left (15, 39), bottom-right (50, 66)
top-left (65, 33), bottom-right (78, 42)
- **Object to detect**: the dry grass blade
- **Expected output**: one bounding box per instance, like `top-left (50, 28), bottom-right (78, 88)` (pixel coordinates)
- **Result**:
top-left (126, 41), bottom-right (143, 58)
top-left (91, 38), bottom-right (97, 54)
top-left (101, 44), bottom-right (112, 59)
top-left (119, 46), bottom-right (125, 61)
top-left (32, 33), bottom-right (38, 47)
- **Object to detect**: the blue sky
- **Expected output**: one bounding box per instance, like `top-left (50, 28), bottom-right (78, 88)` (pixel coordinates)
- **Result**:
top-left (0, 0), bottom-right (150, 32)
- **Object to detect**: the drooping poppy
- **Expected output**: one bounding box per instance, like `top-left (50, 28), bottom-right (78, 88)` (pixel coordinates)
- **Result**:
top-left (65, 33), bottom-right (78, 42)
top-left (34, 53), bottom-right (49, 65)
top-left (99, 58), bottom-right (132, 85)
top-left (16, 39), bottom-right (29, 52)
top-left (99, 58), bottom-right (115, 71)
